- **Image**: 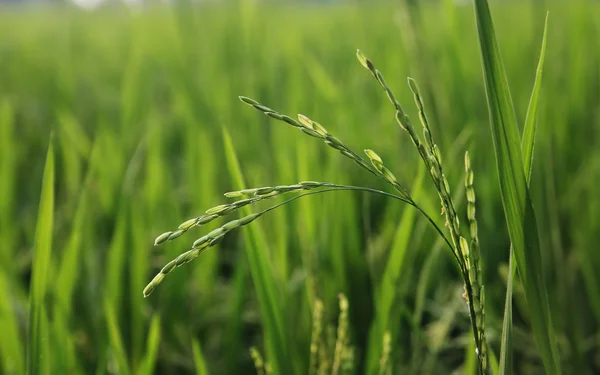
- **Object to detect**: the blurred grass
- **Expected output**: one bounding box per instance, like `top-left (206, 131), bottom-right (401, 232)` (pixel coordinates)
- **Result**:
top-left (0, 0), bottom-right (599, 374)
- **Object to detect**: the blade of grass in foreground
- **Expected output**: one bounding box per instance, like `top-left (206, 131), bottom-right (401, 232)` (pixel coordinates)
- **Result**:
top-left (499, 13), bottom-right (549, 375)
top-left (0, 271), bottom-right (24, 373)
top-left (221, 127), bottom-right (292, 375)
top-left (192, 339), bottom-right (209, 375)
top-left (522, 13), bottom-right (549, 183)
top-left (105, 302), bottom-right (130, 375)
top-left (139, 315), bottom-right (161, 375)
top-left (27, 137), bottom-right (55, 375)
top-left (473, 1), bottom-right (560, 374)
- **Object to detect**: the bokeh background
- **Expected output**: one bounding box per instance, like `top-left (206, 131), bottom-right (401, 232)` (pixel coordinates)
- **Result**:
top-left (1, 0), bottom-right (599, 374)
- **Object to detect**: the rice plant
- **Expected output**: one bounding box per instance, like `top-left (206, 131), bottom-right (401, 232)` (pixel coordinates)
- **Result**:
top-left (146, 44), bottom-right (491, 375)
top-left (4, 0), bottom-right (599, 373)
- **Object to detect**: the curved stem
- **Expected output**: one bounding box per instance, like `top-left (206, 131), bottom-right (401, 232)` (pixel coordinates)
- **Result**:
top-left (256, 184), bottom-right (454, 258)
top-left (256, 185), bottom-right (412, 215)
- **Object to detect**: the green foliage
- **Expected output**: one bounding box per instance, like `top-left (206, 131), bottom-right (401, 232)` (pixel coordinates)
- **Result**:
top-left (27, 138), bottom-right (55, 375)
top-left (499, 13), bottom-right (549, 375)
top-left (473, 1), bottom-right (560, 373)
top-left (1, 1), bottom-right (599, 374)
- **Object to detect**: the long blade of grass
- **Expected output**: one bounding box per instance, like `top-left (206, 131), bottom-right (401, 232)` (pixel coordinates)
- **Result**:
top-left (0, 271), bottom-right (24, 374)
top-left (26, 136), bottom-right (55, 375)
top-left (498, 254), bottom-right (515, 375)
top-left (499, 13), bottom-right (549, 375)
top-left (221, 126), bottom-right (291, 375)
top-left (522, 13), bottom-right (549, 182)
top-left (139, 315), bottom-right (161, 375)
top-left (104, 302), bottom-right (130, 375)
top-left (473, 1), bottom-right (560, 374)
top-left (192, 339), bottom-right (209, 375)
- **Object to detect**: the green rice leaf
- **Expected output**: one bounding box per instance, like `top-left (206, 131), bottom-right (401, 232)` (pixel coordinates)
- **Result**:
top-left (27, 136), bottom-right (55, 375)
top-left (104, 302), bottom-right (130, 375)
top-left (192, 339), bottom-right (209, 375)
top-left (139, 315), bottom-right (161, 375)
top-left (522, 13), bottom-right (549, 182)
top-left (221, 126), bottom-right (291, 375)
top-left (0, 271), bottom-right (24, 374)
top-left (473, 1), bottom-right (560, 374)
top-left (500, 13), bottom-right (549, 375)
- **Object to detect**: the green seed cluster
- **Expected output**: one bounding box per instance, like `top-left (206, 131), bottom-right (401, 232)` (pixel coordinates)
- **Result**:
top-left (378, 332), bottom-right (392, 375)
top-left (357, 50), bottom-right (488, 373)
top-left (408, 78), bottom-right (466, 273)
top-left (364, 149), bottom-right (410, 199)
top-left (309, 300), bottom-right (324, 375)
top-left (332, 294), bottom-right (350, 375)
top-left (307, 294), bottom-right (356, 375)
top-left (250, 346), bottom-right (270, 375)
top-left (465, 151), bottom-right (487, 372)
top-left (239, 96), bottom-right (407, 196)
top-left (143, 212), bottom-right (262, 297)
top-left (358, 50), bottom-right (464, 267)
top-left (356, 50), bottom-right (420, 146)
top-left (153, 182), bottom-right (333, 247)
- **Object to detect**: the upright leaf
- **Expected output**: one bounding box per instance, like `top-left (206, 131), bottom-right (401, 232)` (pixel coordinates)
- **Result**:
top-left (0, 271), bottom-right (24, 373)
top-left (221, 127), bottom-right (292, 375)
top-left (27, 137), bottom-right (55, 375)
top-left (139, 316), bottom-right (161, 375)
top-left (192, 339), bottom-right (209, 375)
top-left (522, 13), bottom-right (550, 182)
top-left (499, 14), bottom-right (549, 375)
top-left (473, 1), bottom-right (560, 374)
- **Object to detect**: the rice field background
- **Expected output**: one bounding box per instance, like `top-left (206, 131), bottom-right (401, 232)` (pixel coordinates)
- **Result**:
top-left (1, 0), bottom-right (599, 374)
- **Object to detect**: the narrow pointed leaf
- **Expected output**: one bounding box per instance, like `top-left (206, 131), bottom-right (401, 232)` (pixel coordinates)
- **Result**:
top-left (192, 339), bottom-right (209, 375)
top-left (473, 1), bottom-right (561, 373)
top-left (522, 13), bottom-right (549, 182)
top-left (27, 137), bottom-right (55, 375)
top-left (221, 127), bottom-right (291, 375)
top-left (500, 13), bottom-right (549, 375)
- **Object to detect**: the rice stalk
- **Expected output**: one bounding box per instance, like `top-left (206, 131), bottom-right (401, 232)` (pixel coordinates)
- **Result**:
top-left (309, 299), bottom-right (324, 375)
top-left (250, 347), bottom-right (266, 375)
top-left (378, 332), bottom-right (392, 375)
top-left (356, 50), bottom-right (488, 373)
top-left (465, 151), bottom-right (487, 372)
top-left (332, 294), bottom-right (350, 375)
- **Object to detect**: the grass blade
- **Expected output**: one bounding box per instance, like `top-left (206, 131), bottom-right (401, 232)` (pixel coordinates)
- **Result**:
top-left (522, 13), bottom-right (549, 182)
top-left (139, 315), bottom-right (161, 375)
top-left (499, 14), bottom-right (549, 375)
top-left (26, 136), bottom-right (55, 375)
top-left (0, 270), bottom-right (24, 374)
top-left (104, 302), bottom-right (130, 375)
top-left (498, 254), bottom-right (515, 375)
top-left (473, 1), bottom-right (561, 374)
top-left (221, 126), bottom-right (291, 375)
top-left (192, 339), bottom-right (209, 375)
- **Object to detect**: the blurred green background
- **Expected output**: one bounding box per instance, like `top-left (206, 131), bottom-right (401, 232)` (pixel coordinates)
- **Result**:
top-left (1, 0), bottom-right (599, 374)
